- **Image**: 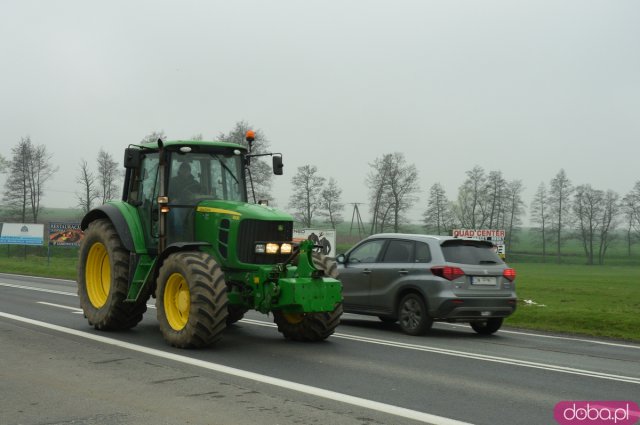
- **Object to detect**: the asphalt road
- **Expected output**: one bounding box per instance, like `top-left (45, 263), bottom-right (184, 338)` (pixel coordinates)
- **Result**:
top-left (1, 272), bottom-right (639, 425)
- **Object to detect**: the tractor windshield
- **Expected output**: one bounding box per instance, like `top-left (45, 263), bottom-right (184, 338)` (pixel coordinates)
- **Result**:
top-left (168, 151), bottom-right (246, 203)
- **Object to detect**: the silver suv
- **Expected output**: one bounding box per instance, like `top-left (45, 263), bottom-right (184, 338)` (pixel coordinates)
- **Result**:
top-left (335, 234), bottom-right (517, 335)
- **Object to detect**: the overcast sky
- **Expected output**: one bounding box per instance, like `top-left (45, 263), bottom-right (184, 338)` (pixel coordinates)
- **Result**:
top-left (1, 1), bottom-right (638, 224)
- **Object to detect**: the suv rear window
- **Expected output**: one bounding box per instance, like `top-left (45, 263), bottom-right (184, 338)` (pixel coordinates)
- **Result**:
top-left (441, 240), bottom-right (504, 265)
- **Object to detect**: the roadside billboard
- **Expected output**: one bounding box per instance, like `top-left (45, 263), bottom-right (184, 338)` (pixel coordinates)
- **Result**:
top-left (293, 228), bottom-right (336, 257)
top-left (452, 228), bottom-right (506, 259)
top-left (49, 222), bottom-right (84, 247)
top-left (0, 223), bottom-right (45, 245)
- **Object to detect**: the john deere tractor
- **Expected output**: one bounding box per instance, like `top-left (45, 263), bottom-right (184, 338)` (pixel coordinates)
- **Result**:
top-left (77, 133), bottom-right (343, 348)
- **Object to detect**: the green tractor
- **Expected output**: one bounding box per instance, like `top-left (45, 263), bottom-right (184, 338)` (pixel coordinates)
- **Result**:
top-left (77, 133), bottom-right (343, 348)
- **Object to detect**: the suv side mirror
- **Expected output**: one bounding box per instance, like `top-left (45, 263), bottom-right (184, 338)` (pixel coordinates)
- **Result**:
top-left (335, 253), bottom-right (346, 264)
top-left (272, 155), bottom-right (283, 175)
top-left (124, 148), bottom-right (141, 169)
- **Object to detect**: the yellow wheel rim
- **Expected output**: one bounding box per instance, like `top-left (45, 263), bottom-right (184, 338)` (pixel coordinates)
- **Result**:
top-left (85, 242), bottom-right (110, 308)
top-left (282, 312), bottom-right (304, 324)
top-left (164, 273), bottom-right (190, 331)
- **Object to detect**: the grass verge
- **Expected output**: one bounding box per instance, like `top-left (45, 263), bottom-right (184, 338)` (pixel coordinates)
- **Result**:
top-left (0, 256), bottom-right (78, 280)
top-left (506, 263), bottom-right (640, 342)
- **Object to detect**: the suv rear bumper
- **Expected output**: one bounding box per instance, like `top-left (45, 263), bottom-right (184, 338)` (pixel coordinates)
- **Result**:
top-left (431, 297), bottom-right (517, 321)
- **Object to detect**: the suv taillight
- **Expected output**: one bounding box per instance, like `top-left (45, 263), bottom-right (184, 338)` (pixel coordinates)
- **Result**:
top-left (431, 266), bottom-right (465, 281)
top-left (503, 268), bottom-right (516, 281)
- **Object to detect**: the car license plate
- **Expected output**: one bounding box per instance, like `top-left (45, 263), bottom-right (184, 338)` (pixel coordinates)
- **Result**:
top-left (472, 276), bottom-right (497, 286)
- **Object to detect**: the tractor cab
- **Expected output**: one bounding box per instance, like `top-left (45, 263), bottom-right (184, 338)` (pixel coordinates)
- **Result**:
top-left (123, 141), bottom-right (248, 248)
top-left (164, 147), bottom-right (246, 244)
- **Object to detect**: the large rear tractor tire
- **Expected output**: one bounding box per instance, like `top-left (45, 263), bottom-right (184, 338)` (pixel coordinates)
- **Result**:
top-left (156, 251), bottom-right (228, 348)
top-left (77, 219), bottom-right (149, 330)
top-left (273, 252), bottom-right (342, 341)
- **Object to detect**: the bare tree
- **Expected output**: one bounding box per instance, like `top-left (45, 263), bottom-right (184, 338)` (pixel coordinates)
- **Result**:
top-left (27, 142), bottom-right (58, 222)
top-left (3, 138), bottom-right (30, 222)
top-left (366, 153), bottom-right (419, 233)
top-left (366, 154), bottom-right (393, 234)
top-left (548, 169), bottom-right (573, 263)
top-left (597, 190), bottom-right (620, 264)
top-left (218, 121), bottom-right (273, 203)
top-left (530, 183), bottom-right (550, 261)
top-left (97, 149), bottom-right (120, 204)
top-left (423, 182), bottom-right (455, 235)
top-left (288, 165), bottom-right (325, 227)
top-left (573, 184), bottom-right (603, 265)
top-left (454, 165), bottom-right (488, 228)
top-left (76, 159), bottom-right (100, 214)
top-left (504, 180), bottom-right (525, 251)
top-left (486, 171), bottom-right (507, 228)
top-left (3, 137), bottom-right (58, 223)
top-left (386, 153), bottom-right (420, 232)
top-left (319, 178), bottom-right (344, 228)
top-left (621, 182), bottom-right (640, 256)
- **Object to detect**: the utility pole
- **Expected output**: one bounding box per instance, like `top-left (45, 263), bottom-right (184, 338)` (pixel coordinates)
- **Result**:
top-left (349, 203), bottom-right (366, 239)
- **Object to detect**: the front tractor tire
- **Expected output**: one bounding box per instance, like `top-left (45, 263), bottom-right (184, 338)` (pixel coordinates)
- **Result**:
top-left (156, 252), bottom-right (228, 348)
top-left (273, 252), bottom-right (343, 342)
top-left (77, 219), bottom-right (149, 330)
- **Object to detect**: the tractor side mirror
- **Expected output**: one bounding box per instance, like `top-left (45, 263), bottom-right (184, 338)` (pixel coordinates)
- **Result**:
top-left (124, 148), bottom-right (142, 169)
top-left (272, 155), bottom-right (283, 175)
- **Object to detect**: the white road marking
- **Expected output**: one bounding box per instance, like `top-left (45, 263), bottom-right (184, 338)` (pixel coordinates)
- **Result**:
top-left (0, 311), bottom-right (472, 425)
top-left (0, 273), bottom-right (74, 283)
top-left (0, 281), bottom-right (76, 297)
top-left (5, 281), bottom-right (640, 385)
top-left (36, 301), bottom-right (83, 314)
top-left (436, 321), bottom-right (640, 350)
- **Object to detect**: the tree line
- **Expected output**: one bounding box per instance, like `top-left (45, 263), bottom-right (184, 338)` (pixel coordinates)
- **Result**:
top-left (2, 125), bottom-right (640, 265)
top-left (289, 159), bottom-right (640, 265)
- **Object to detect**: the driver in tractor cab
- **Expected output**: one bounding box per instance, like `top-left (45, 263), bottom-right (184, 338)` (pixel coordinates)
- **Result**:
top-left (168, 161), bottom-right (200, 241)
top-left (170, 162), bottom-right (200, 202)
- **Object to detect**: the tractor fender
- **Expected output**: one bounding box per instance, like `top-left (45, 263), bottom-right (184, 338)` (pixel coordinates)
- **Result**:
top-left (81, 203), bottom-right (144, 253)
top-left (156, 242), bottom-right (212, 268)
top-left (148, 242), bottom-right (212, 288)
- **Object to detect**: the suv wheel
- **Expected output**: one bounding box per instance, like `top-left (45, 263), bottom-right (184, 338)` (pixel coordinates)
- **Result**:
top-left (470, 318), bottom-right (503, 335)
top-left (397, 294), bottom-right (432, 336)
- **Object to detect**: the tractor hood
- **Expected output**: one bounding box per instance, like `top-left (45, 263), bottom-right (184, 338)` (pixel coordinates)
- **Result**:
top-left (195, 200), bottom-right (293, 222)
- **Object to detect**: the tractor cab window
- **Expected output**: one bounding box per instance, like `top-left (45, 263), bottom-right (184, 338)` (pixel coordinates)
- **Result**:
top-left (166, 150), bottom-right (245, 245)
top-left (168, 152), bottom-right (245, 204)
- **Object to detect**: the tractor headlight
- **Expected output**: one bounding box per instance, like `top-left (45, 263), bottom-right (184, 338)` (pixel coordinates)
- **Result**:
top-left (255, 242), bottom-right (295, 254)
top-left (280, 243), bottom-right (293, 254)
top-left (265, 243), bottom-right (280, 254)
